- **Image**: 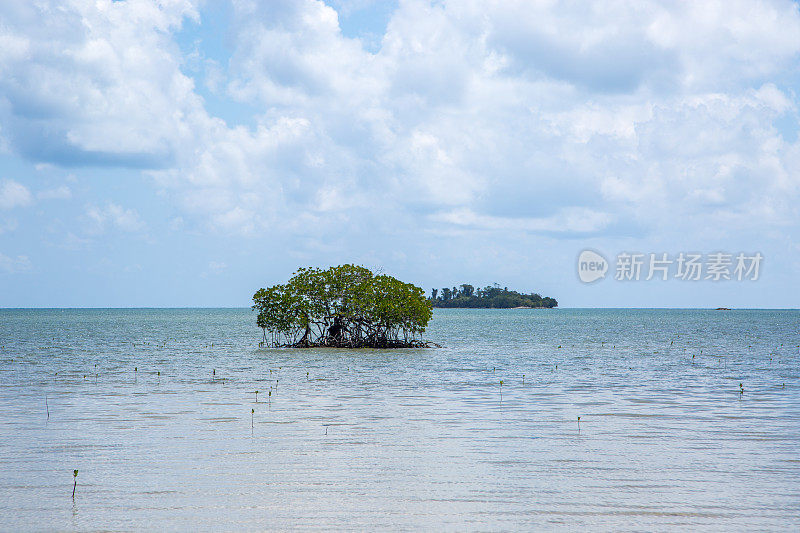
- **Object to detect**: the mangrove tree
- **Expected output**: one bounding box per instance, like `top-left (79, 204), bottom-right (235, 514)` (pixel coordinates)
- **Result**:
top-left (252, 264), bottom-right (434, 348)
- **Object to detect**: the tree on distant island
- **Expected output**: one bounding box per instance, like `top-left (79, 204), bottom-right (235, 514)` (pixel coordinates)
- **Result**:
top-left (430, 283), bottom-right (557, 308)
top-left (252, 264), bottom-right (434, 348)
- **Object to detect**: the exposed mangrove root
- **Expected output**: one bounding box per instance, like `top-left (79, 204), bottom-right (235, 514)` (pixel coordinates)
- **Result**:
top-left (263, 337), bottom-right (441, 349)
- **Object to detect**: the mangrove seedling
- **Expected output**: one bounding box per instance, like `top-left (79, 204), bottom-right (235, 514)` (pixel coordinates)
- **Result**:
top-left (251, 408), bottom-right (254, 430)
top-left (72, 469), bottom-right (78, 499)
top-left (577, 416), bottom-right (581, 431)
top-left (500, 380), bottom-right (503, 401)
top-left (253, 390), bottom-right (259, 403)
top-left (522, 374), bottom-right (525, 385)
top-left (46, 395), bottom-right (49, 419)
top-left (739, 383), bottom-right (744, 395)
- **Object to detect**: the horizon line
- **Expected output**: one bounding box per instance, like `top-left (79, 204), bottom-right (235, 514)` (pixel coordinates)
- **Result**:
top-left (1, 306), bottom-right (798, 311)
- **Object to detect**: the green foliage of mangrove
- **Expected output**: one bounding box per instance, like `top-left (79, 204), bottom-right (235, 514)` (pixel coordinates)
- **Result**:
top-left (252, 265), bottom-right (434, 348)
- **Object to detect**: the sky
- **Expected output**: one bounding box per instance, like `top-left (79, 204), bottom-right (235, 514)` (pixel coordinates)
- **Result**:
top-left (0, 0), bottom-right (799, 308)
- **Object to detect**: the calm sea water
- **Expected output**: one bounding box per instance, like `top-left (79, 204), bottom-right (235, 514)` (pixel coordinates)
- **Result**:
top-left (1, 308), bottom-right (798, 531)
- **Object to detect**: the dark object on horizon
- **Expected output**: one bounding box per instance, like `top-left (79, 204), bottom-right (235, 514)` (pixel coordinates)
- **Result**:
top-left (430, 283), bottom-right (557, 309)
top-left (715, 307), bottom-right (732, 311)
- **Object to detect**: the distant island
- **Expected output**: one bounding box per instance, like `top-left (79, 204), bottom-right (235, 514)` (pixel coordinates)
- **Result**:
top-left (430, 284), bottom-right (558, 309)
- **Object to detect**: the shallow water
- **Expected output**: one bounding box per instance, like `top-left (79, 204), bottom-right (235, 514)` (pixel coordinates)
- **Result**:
top-left (1, 308), bottom-right (799, 531)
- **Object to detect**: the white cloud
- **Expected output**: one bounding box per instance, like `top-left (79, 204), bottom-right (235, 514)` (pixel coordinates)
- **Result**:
top-left (432, 207), bottom-right (612, 235)
top-left (0, 0), bottom-right (202, 167)
top-left (0, 253), bottom-right (31, 273)
top-left (0, 179), bottom-right (32, 209)
top-left (37, 185), bottom-right (72, 200)
top-left (208, 261), bottom-right (227, 273)
top-left (58, 231), bottom-right (93, 251)
top-left (179, 0), bottom-right (798, 239)
top-left (2, 0), bottom-right (800, 246)
top-left (86, 202), bottom-right (145, 233)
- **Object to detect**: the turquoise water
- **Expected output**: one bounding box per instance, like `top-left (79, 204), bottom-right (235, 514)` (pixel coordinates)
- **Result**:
top-left (1, 308), bottom-right (799, 531)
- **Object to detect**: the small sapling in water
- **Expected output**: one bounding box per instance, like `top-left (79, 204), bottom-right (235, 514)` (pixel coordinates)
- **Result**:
top-left (72, 469), bottom-right (78, 499)
top-left (251, 408), bottom-right (254, 430)
top-left (46, 395), bottom-right (49, 419)
top-left (577, 416), bottom-right (581, 431)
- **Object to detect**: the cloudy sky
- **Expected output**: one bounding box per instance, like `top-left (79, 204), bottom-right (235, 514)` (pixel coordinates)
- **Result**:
top-left (1, 0), bottom-right (799, 307)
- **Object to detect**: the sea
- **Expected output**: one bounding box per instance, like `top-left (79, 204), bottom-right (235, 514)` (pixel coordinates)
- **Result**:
top-left (1, 308), bottom-right (798, 531)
